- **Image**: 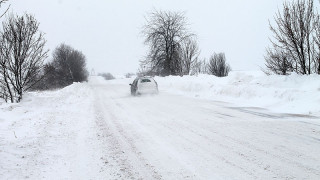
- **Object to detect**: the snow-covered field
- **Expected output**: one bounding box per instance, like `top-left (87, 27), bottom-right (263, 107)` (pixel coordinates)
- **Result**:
top-left (1, 71), bottom-right (320, 179)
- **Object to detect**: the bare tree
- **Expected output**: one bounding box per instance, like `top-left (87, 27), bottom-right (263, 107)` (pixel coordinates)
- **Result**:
top-left (137, 61), bottom-right (155, 77)
top-left (180, 37), bottom-right (200, 75)
top-left (268, 0), bottom-right (315, 75)
top-left (0, 0), bottom-right (10, 18)
top-left (125, 73), bottom-right (135, 78)
top-left (207, 53), bottom-right (231, 77)
top-left (42, 44), bottom-right (88, 89)
top-left (313, 8), bottom-right (320, 74)
top-left (190, 58), bottom-right (207, 75)
top-left (68, 49), bottom-right (88, 82)
top-left (264, 46), bottom-right (293, 75)
top-left (142, 10), bottom-right (193, 76)
top-left (0, 14), bottom-right (48, 102)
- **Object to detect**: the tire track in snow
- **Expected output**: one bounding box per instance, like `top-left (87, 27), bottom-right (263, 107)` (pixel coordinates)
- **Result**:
top-left (89, 78), bottom-right (320, 179)
top-left (93, 89), bottom-right (162, 180)
top-left (169, 121), bottom-right (317, 179)
top-left (113, 96), bottom-right (261, 179)
top-left (156, 107), bottom-right (320, 179)
top-left (149, 118), bottom-right (262, 179)
top-left (127, 94), bottom-right (320, 179)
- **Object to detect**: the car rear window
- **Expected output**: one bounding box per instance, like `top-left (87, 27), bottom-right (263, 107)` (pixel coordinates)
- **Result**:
top-left (141, 79), bottom-right (152, 83)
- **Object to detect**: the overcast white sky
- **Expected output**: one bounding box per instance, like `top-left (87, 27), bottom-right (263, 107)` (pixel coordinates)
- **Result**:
top-left (8, 0), bottom-right (282, 75)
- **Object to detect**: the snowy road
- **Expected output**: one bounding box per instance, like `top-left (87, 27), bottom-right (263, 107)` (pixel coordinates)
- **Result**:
top-left (1, 76), bottom-right (320, 179)
top-left (90, 77), bottom-right (320, 179)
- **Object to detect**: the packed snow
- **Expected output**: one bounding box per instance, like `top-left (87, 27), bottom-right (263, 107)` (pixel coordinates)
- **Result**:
top-left (1, 71), bottom-right (320, 179)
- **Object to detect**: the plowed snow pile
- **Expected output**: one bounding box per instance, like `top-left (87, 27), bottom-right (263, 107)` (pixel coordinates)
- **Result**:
top-left (155, 71), bottom-right (320, 115)
top-left (0, 83), bottom-right (110, 179)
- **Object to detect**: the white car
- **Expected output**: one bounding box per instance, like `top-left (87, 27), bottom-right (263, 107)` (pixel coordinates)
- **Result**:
top-left (130, 77), bottom-right (158, 96)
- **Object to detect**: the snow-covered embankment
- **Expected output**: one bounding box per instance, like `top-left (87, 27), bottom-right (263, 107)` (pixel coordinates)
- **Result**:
top-left (0, 83), bottom-right (109, 179)
top-left (155, 71), bottom-right (320, 115)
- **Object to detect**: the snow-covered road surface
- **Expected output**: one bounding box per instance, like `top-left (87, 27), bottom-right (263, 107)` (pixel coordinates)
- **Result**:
top-left (91, 77), bottom-right (320, 179)
top-left (1, 76), bottom-right (320, 179)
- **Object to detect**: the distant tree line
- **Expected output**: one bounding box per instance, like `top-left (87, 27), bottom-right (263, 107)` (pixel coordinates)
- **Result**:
top-left (0, 11), bottom-right (88, 102)
top-left (265, 0), bottom-right (320, 75)
top-left (125, 73), bottom-right (135, 78)
top-left (140, 10), bottom-right (231, 77)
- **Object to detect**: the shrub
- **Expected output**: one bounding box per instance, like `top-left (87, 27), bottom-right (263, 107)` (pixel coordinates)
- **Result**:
top-left (207, 53), bottom-right (231, 77)
top-left (39, 44), bottom-right (88, 89)
top-left (98, 73), bottom-right (115, 80)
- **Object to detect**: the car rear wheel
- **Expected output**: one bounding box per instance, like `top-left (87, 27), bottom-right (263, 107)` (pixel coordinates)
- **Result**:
top-left (135, 91), bottom-right (141, 96)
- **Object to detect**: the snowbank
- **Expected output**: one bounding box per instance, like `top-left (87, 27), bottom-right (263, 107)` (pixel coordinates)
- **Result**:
top-left (154, 71), bottom-right (320, 115)
top-left (0, 82), bottom-right (109, 179)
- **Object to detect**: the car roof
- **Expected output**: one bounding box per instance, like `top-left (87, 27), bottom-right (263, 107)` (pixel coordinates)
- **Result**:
top-left (136, 76), bottom-right (154, 80)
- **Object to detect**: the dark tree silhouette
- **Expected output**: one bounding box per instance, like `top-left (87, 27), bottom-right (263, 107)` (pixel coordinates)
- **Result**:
top-left (207, 53), bottom-right (231, 77)
top-left (98, 73), bottom-right (115, 80)
top-left (42, 44), bottom-right (89, 89)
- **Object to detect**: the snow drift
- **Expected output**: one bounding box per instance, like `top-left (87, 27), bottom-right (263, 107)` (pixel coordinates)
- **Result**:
top-left (154, 71), bottom-right (320, 115)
